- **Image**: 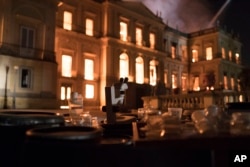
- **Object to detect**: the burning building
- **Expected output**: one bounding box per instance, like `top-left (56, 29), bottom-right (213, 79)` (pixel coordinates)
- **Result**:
top-left (0, 0), bottom-right (244, 110)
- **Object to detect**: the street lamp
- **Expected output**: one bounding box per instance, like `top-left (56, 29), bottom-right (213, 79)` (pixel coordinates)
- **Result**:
top-left (3, 66), bottom-right (9, 109)
top-left (12, 66), bottom-right (19, 109)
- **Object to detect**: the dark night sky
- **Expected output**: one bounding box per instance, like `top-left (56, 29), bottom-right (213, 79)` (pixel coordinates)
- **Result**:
top-left (211, 0), bottom-right (250, 66)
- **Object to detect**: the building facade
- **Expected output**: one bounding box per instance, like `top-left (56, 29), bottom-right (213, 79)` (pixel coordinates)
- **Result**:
top-left (0, 0), bottom-right (244, 109)
top-left (0, 0), bottom-right (59, 109)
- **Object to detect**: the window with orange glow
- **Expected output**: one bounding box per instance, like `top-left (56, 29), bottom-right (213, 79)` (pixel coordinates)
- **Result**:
top-left (224, 74), bottom-right (228, 90)
top-left (164, 70), bottom-right (168, 87)
top-left (182, 74), bottom-right (187, 91)
top-left (120, 22), bottom-right (127, 41)
top-left (149, 33), bottom-right (155, 49)
top-left (171, 46), bottom-right (176, 59)
top-left (237, 78), bottom-right (241, 91)
top-left (85, 84), bottom-right (94, 99)
top-left (193, 76), bottom-right (200, 91)
top-left (62, 55), bottom-right (72, 77)
top-left (85, 18), bottom-right (94, 36)
top-left (135, 57), bottom-right (144, 84)
top-left (181, 46), bottom-right (187, 60)
top-left (63, 11), bottom-right (72, 30)
top-left (229, 50), bottom-right (232, 61)
top-left (231, 77), bottom-right (235, 90)
top-left (119, 53), bottom-right (129, 78)
top-left (149, 60), bottom-right (157, 86)
top-left (192, 49), bottom-right (198, 62)
top-left (136, 27), bottom-right (142, 46)
top-left (172, 73), bottom-right (177, 89)
top-left (235, 53), bottom-right (240, 63)
top-left (206, 47), bottom-right (213, 60)
top-left (84, 59), bottom-right (94, 80)
top-left (221, 47), bottom-right (226, 59)
top-left (60, 86), bottom-right (71, 100)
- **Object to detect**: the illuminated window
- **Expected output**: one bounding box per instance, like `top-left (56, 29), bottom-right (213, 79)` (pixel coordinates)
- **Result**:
top-left (85, 84), bottom-right (94, 99)
top-left (63, 11), bottom-right (72, 30)
top-left (235, 53), bottom-right (240, 63)
top-left (192, 49), bottom-right (198, 62)
top-left (224, 74), bottom-right (228, 90)
top-left (182, 74), bottom-right (187, 91)
top-left (237, 78), bottom-right (241, 91)
top-left (62, 55), bottom-right (72, 77)
top-left (85, 18), bottom-right (94, 36)
top-left (164, 70), bottom-right (168, 87)
top-left (149, 33), bottom-right (155, 49)
top-left (231, 77), bottom-right (235, 90)
top-left (206, 47), bottom-right (213, 60)
top-left (171, 43), bottom-right (177, 59)
top-left (136, 27), bottom-right (142, 46)
top-left (135, 57), bottom-right (144, 84)
top-left (193, 76), bottom-right (200, 91)
top-left (21, 68), bottom-right (32, 88)
top-left (239, 95), bottom-right (243, 102)
top-left (182, 46), bottom-right (187, 60)
top-left (221, 47), bottom-right (226, 59)
top-left (149, 60), bottom-right (157, 86)
top-left (171, 46), bottom-right (176, 59)
top-left (60, 85), bottom-right (71, 100)
top-left (119, 53), bottom-right (129, 78)
top-left (84, 59), bottom-right (94, 80)
top-left (229, 50), bottom-right (232, 61)
top-left (20, 26), bottom-right (35, 48)
top-left (172, 73), bottom-right (177, 89)
top-left (120, 21), bottom-right (127, 41)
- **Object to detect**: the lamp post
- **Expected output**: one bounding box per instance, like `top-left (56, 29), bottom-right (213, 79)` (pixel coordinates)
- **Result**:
top-left (3, 66), bottom-right (9, 109)
top-left (12, 66), bottom-right (19, 109)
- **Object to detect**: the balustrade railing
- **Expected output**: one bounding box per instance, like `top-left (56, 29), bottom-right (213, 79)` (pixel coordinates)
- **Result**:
top-left (142, 90), bottom-right (250, 111)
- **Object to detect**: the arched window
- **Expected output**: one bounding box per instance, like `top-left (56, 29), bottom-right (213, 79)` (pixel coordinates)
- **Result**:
top-left (135, 57), bottom-right (144, 84)
top-left (149, 60), bottom-right (157, 86)
top-left (119, 53), bottom-right (129, 78)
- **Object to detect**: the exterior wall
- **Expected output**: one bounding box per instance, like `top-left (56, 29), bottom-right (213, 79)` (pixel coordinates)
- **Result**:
top-left (0, 0), bottom-right (58, 109)
top-left (56, 0), bottom-right (166, 108)
top-left (56, 0), bottom-right (102, 109)
top-left (163, 28), bottom-right (188, 93)
top-left (188, 27), bottom-right (243, 92)
top-left (0, 0), bottom-right (244, 110)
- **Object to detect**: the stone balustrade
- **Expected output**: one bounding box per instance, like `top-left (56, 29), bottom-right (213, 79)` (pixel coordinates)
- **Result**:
top-left (141, 90), bottom-right (250, 111)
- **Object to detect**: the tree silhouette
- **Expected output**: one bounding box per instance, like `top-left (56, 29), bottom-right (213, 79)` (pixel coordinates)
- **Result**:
top-left (238, 67), bottom-right (250, 101)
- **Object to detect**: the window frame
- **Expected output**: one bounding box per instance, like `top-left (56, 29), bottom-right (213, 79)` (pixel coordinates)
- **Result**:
top-left (84, 58), bottom-right (94, 80)
top-left (135, 56), bottom-right (144, 84)
top-left (19, 67), bottom-right (33, 89)
top-left (120, 21), bottom-right (128, 41)
top-left (135, 27), bottom-right (143, 46)
top-left (61, 54), bottom-right (72, 77)
top-left (85, 18), bottom-right (94, 36)
top-left (119, 53), bottom-right (129, 78)
top-left (20, 26), bottom-right (35, 49)
top-left (63, 11), bottom-right (72, 30)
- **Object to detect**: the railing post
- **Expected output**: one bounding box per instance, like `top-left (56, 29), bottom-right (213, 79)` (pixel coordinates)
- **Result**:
top-left (203, 92), bottom-right (215, 108)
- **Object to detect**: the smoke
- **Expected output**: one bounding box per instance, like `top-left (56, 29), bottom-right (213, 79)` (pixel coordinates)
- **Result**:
top-left (123, 0), bottom-right (214, 33)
